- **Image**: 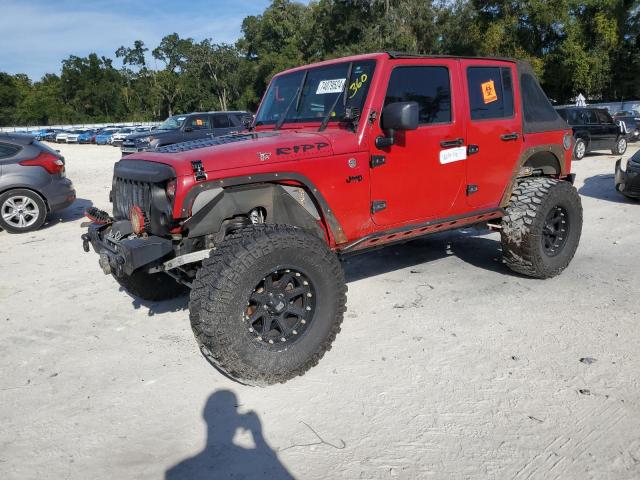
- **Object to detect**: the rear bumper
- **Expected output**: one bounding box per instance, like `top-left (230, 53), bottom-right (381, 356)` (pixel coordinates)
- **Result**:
top-left (45, 177), bottom-right (76, 212)
top-left (82, 221), bottom-right (174, 276)
top-left (615, 159), bottom-right (640, 198)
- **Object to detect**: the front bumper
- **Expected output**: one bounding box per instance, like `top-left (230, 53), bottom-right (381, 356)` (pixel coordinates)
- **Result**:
top-left (82, 221), bottom-right (174, 276)
top-left (615, 159), bottom-right (640, 198)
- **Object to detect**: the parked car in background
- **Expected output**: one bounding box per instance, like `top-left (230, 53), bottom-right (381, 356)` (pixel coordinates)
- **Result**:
top-left (556, 107), bottom-right (628, 159)
top-left (44, 129), bottom-right (61, 141)
top-left (34, 129), bottom-right (56, 141)
top-left (55, 130), bottom-right (71, 143)
top-left (95, 128), bottom-right (119, 145)
top-left (613, 110), bottom-right (640, 118)
top-left (0, 133), bottom-right (75, 233)
top-left (615, 149), bottom-right (640, 200)
top-left (111, 127), bottom-right (135, 147)
top-left (66, 129), bottom-right (91, 144)
top-left (120, 111), bottom-right (249, 155)
top-left (77, 130), bottom-right (97, 144)
top-left (615, 115), bottom-right (640, 142)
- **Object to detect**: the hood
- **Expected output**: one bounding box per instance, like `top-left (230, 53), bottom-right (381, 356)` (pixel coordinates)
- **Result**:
top-left (123, 128), bottom-right (359, 177)
top-left (127, 129), bottom-right (173, 142)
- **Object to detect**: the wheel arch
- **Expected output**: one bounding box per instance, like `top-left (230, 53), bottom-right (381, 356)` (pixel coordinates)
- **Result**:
top-left (0, 185), bottom-right (50, 212)
top-left (181, 174), bottom-right (346, 245)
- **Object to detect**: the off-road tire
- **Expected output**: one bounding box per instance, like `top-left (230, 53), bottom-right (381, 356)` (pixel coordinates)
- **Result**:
top-left (573, 138), bottom-right (587, 160)
top-left (0, 189), bottom-right (47, 233)
top-left (612, 136), bottom-right (628, 155)
top-left (113, 269), bottom-right (187, 301)
top-left (189, 224), bottom-right (347, 386)
top-left (501, 177), bottom-right (582, 279)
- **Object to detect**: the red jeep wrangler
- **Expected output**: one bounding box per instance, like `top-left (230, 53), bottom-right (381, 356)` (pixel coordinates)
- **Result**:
top-left (82, 52), bottom-right (582, 385)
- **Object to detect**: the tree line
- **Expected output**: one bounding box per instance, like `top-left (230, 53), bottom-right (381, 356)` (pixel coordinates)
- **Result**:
top-left (1, 0), bottom-right (639, 127)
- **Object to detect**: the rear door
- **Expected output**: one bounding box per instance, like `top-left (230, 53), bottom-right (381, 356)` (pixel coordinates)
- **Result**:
top-left (212, 114), bottom-right (238, 136)
top-left (462, 61), bottom-right (522, 208)
top-left (369, 58), bottom-right (467, 226)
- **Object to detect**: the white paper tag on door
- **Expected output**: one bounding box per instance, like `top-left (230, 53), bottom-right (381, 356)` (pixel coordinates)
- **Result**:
top-left (316, 79), bottom-right (346, 94)
top-left (439, 146), bottom-right (467, 164)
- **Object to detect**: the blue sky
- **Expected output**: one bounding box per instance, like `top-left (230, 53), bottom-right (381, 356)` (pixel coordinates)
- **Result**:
top-left (0, 0), bottom-right (280, 80)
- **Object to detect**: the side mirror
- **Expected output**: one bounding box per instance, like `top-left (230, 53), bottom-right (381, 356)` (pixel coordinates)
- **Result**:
top-left (376, 101), bottom-right (419, 148)
top-left (184, 126), bottom-right (193, 132)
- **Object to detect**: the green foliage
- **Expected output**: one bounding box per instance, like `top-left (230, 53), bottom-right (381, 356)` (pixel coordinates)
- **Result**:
top-left (1, 0), bottom-right (639, 126)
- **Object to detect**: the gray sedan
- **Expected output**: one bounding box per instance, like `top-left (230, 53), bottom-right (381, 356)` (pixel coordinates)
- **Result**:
top-left (0, 133), bottom-right (76, 233)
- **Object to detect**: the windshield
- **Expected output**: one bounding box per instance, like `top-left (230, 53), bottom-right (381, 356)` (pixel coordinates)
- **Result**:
top-left (255, 60), bottom-right (376, 127)
top-left (158, 115), bottom-right (186, 130)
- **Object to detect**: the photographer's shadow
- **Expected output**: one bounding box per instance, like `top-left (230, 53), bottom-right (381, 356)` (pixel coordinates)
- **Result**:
top-left (165, 390), bottom-right (293, 480)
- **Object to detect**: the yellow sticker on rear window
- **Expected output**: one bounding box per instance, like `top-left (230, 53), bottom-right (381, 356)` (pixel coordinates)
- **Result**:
top-left (481, 80), bottom-right (498, 104)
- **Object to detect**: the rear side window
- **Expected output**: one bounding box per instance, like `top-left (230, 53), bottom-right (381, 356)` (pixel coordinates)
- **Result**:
top-left (0, 142), bottom-right (20, 159)
top-left (595, 110), bottom-right (613, 124)
top-left (213, 114), bottom-right (231, 128)
top-left (384, 66), bottom-right (452, 124)
top-left (520, 73), bottom-right (560, 125)
top-left (467, 67), bottom-right (514, 120)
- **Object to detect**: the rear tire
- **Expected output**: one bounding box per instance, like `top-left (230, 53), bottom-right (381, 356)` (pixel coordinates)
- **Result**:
top-left (613, 136), bottom-right (628, 155)
top-left (189, 224), bottom-right (347, 385)
top-left (113, 269), bottom-right (187, 301)
top-left (0, 189), bottom-right (47, 234)
top-left (501, 177), bottom-right (582, 279)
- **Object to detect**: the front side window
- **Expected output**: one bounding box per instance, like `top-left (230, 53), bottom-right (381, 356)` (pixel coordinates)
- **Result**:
top-left (255, 60), bottom-right (376, 126)
top-left (188, 116), bottom-right (211, 130)
top-left (384, 66), bottom-right (452, 124)
top-left (468, 67), bottom-right (514, 120)
top-left (586, 110), bottom-right (599, 124)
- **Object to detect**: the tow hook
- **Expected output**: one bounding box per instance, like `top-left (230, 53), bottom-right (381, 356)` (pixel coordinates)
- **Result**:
top-left (81, 233), bottom-right (90, 253)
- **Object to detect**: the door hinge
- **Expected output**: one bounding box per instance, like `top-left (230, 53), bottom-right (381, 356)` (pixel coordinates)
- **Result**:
top-left (466, 184), bottom-right (479, 196)
top-left (371, 200), bottom-right (387, 214)
top-left (370, 155), bottom-right (386, 168)
top-left (467, 144), bottom-right (479, 155)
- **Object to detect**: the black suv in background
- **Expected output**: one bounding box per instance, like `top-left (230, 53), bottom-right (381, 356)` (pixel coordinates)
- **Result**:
top-left (556, 107), bottom-right (627, 160)
top-left (120, 111), bottom-right (251, 155)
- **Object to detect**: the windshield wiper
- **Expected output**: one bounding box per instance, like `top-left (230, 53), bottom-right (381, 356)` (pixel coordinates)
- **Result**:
top-left (319, 62), bottom-right (353, 132)
top-left (275, 71), bottom-right (308, 131)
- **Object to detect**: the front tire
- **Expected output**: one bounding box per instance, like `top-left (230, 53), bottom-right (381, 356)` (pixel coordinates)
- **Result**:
top-left (574, 138), bottom-right (587, 160)
top-left (613, 136), bottom-right (628, 155)
top-left (501, 177), bottom-right (582, 279)
top-left (189, 224), bottom-right (347, 385)
top-left (0, 189), bottom-right (47, 233)
top-left (113, 269), bottom-right (187, 301)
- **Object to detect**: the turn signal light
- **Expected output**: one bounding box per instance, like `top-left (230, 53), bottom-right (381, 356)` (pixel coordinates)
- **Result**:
top-left (129, 205), bottom-right (146, 235)
top-left (19, 152), bottom-right (65, 175)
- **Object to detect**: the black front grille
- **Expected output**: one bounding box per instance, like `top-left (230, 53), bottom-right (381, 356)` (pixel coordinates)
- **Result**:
top-left (112, 177), bottom-right (153, 220)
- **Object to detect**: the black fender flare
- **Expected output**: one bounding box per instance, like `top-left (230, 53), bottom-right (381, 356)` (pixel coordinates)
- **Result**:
top-left (180, 173), bottom-right (346, 244)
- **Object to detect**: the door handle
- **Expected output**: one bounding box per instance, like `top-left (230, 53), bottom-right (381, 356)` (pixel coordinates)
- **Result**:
top-left (500, 133), bottom-right (519, 141)
top-left (440, 138), bottom-right (464, 148)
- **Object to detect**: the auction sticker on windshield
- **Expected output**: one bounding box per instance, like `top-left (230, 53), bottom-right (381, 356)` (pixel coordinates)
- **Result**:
top-left (316, 79), bottom-right (346, 95)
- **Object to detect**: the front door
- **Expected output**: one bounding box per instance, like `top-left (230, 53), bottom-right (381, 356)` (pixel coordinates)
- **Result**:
top-left (184, 115), bottom-right (213, 141)
top-left (462, 61), bottom-right (523, 208)
top-left (369, 59), bottom-right (467, 227)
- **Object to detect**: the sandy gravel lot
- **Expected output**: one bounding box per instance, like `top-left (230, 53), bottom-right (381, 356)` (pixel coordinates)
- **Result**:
top-left (1, 142), bottom-right (639, 480)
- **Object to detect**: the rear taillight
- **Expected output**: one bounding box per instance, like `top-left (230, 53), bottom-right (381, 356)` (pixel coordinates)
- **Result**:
top-left (166, 179), bottom-right (177, 202)
top-left (19, 152), bottom-right (65, 175)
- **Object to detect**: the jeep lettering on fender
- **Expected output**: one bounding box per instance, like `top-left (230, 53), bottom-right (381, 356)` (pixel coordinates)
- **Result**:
top-left (82, 52), bottom-right (581, 386)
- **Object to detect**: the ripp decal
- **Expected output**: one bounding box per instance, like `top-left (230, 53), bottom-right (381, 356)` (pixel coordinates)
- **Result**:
top-left (276, 142), bottom-right (329, 155)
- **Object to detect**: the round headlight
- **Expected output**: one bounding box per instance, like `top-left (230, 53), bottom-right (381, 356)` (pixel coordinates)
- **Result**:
top-left (129, 205), bottom-right (146, 235)
top-left (563, 133), bottom-right (572, 151)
